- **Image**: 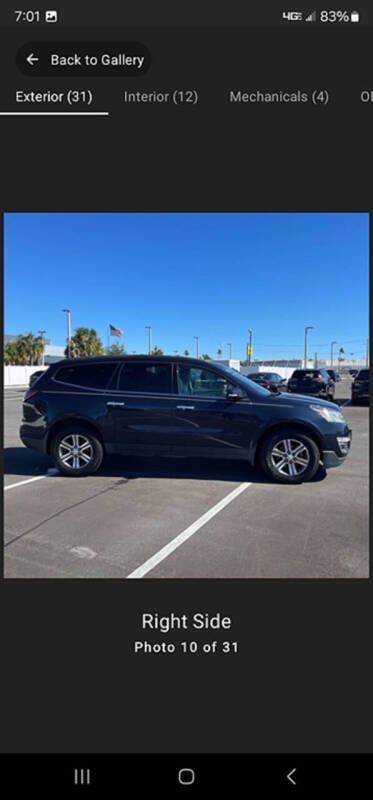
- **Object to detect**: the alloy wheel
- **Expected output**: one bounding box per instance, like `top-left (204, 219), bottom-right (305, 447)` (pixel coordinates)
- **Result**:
top-left (58, 434), bottom-right (94, 471)
top-left (270, 437), bottom-right (310, 478)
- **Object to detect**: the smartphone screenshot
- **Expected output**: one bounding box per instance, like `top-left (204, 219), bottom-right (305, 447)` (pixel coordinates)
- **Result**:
top-left (1, 1), bottom-right (371, 794)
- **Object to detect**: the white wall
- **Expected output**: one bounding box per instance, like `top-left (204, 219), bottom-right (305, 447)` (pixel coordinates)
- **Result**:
top-left (4, 365), bottom-right (48, 386)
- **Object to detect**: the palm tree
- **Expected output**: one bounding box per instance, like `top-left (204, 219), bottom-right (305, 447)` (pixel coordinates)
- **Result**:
top-left (66, 327), bottom-right (104, 358)
top-left (183, 349), bottom-right (190, 357)
top-left (105, 343), bottom-right (126, 356)
top-left (217, 347), bottom-right (222, 359)
top-left (151, 346), bottom-right (164, 355)
top-left (6, 333), bottom-right (46, 365)
top-left (31, 335), bottom-right (45, 365)
top-left (4, 342), bottom-right (20, 365)
top-left (202, 353), bottom-right (211, 360)
top-left (16, 332), bottom-right (34, 365)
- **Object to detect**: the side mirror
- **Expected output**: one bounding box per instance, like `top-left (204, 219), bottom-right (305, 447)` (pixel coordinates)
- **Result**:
top-left (227, 389), bottom-right (244, 400)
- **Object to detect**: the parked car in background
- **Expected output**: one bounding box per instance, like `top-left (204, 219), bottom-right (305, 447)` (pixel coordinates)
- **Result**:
top-left (287, 368), bottom-right (335, 400)
top-left (246, 372), bottom-right (288, 392)
top-left (351, 368), bottom-right (369, 403)
top-left (349, 369), bottom-right (358, 378)
top-left (28, 369), bottom-right (45, 388)
top-left (327, 369), bottom-right (341, 382)
top-left (20, 355), bottom-right (351, 484)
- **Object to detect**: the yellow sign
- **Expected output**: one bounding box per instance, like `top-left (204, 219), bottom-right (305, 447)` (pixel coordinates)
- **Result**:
top-left (247, 345), bottom-right (253, 356)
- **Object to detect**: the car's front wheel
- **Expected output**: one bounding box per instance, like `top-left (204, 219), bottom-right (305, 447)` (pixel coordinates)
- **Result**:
top-left (259, 428), bottom-right (320, 483)
top-left (50, 427), bottom-right (104, 476)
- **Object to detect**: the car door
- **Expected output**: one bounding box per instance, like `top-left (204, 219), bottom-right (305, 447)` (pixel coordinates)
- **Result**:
top-left (104, 361), bottom-right (176, 456)
top-left (169, 363), bottom-right (254, 459)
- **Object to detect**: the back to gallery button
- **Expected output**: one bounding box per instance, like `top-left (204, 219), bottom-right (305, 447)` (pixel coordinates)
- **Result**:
top-left (16, 42), bottom-right (151, 76)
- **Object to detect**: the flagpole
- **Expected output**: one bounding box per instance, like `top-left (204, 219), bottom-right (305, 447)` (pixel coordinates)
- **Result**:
top-left (107, 322), bottom-right (110, 350)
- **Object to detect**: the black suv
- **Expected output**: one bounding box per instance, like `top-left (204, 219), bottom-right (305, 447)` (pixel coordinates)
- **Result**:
top-left (287, 368), bottom-right (335, 400)
top-left (351, 368), bottom-right (369, 403)
top-left (20, 356), bottom-right (351, 484)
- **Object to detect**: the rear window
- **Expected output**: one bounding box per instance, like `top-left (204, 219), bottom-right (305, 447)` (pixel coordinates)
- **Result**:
top-left (54, 362), bottom-right (117, 389)
top-left (357, 370), bottom-right (369, 380)
top-left (291, 370), bottom-right (319, 379)
top-left (118, 363), bottom-right (172, 393)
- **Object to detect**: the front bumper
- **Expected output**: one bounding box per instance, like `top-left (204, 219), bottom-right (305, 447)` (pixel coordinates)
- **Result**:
top-left (322, 450), bottom-right (348, 468)
top-left (322, 429), bottom-right (352, 468)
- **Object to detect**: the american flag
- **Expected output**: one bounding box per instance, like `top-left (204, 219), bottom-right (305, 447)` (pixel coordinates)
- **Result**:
top-left (109, 323), bottom-right (123, 337)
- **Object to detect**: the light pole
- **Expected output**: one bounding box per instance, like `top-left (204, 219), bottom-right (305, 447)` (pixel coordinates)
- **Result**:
top-left (330, 340), bottom-right (337, 368)
top-left (145, 326), bottom-right (152, 355)
top-left (38, 329), bottom-right (46, 366)
top-left (62, 309), bottom-right (71, 358)
top-left (304, 326), bottom-right (313, 368)
top-left (366, 338), bottom-right (369, 367)
top-left (194, 336), bottom-right (199, 358)
top-left (227, 343), bottom-right (232, 360)
top-left (247, 328), bottom-right (252, 366)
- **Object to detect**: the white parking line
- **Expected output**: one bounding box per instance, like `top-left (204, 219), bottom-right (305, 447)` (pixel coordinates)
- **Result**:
top-left (126, 481), bottom-right (252, 579)
top-left (4, 468), bottom-right (59, 491)
top-left (341, 400), bottom-right (351, 407)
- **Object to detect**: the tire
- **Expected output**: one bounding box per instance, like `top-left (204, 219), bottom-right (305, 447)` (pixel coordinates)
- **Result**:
top-left (51, 426), bottom-right (104, 476)
top-left (259, 428), bottom-right (320, 484)
top-left (327, 390), bottom-right (335, 401)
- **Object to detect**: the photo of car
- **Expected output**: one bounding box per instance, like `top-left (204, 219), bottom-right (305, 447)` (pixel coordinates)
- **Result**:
top-left (351, 368), bottom-right (369, 403)
top-left (4, 212), bottom-right (368, 581)
top-left (20, 355), bottom-right (351, 484)
top-left (246, 372), bottom-right (288, 392)
top-left (287, 368), bottom-right (335, 400)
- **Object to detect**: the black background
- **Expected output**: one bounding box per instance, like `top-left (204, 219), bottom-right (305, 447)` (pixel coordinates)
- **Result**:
top-left (0, 7), bottom-right (372, 757)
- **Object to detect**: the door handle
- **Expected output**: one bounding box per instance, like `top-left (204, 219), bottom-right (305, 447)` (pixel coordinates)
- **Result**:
top-left (176, 405), bottom-right (195, 410)
top-left (106, 401), bottom-right (125, 407)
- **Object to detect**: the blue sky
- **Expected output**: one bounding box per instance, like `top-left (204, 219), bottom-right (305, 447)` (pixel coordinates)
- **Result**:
top-left (4, 212), bottom-right (369, 362)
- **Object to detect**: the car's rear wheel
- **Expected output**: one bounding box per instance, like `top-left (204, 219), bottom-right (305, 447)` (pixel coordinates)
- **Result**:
top-left (51, 427), bottom-right (104, 476)
top-left (259, 428), bottom-right (320, 483)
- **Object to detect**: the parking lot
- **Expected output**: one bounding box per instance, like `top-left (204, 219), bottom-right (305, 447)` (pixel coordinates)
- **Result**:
top-left (3, 379), bottom-right (369, 578)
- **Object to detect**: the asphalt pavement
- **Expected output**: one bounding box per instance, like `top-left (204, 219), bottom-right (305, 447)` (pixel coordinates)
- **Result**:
top-left (3, 380), bottom-right (369, 578)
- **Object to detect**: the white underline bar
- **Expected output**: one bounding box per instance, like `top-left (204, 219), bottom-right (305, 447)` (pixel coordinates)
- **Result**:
top-left (0, 111), bottom-right (109, 116)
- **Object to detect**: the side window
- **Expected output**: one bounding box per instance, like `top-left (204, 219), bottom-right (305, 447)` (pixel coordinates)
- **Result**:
top-left (118, 363), bottom-right (172, 393)
top-left (176, 365), bottom-right (235, 398)
top-left (54, 363), bottom-right (116, 389)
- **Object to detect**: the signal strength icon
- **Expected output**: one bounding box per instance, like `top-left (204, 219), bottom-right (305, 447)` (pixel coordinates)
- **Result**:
top-left (305, 11), bottom-right (317, 22)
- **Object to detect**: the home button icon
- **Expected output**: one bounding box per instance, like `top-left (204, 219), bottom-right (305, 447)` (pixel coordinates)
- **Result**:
top-left (178, 767), bottom-right (195, 786)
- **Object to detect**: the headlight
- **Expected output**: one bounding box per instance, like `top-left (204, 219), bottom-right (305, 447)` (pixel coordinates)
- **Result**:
top-left (310, 404), bottom-right (345, 423)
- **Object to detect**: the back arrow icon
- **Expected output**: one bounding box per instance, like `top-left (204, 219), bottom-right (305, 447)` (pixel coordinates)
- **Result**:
top-left (26, 53), bottom-right (39, 66)
top-left (287, 768), bottom-right (296, 785)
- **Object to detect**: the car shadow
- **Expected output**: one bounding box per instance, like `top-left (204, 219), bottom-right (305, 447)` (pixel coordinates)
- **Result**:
top-left (4, 448), bottom-right (328, 485)
top-left (4, 447), bottom-right (52, 476)
top-left (98, 456), bottom-right (327, 485)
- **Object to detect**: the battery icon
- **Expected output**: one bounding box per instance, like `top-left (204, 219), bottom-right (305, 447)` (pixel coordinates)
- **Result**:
top-left (350, 11), bottom-right (360, 22)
